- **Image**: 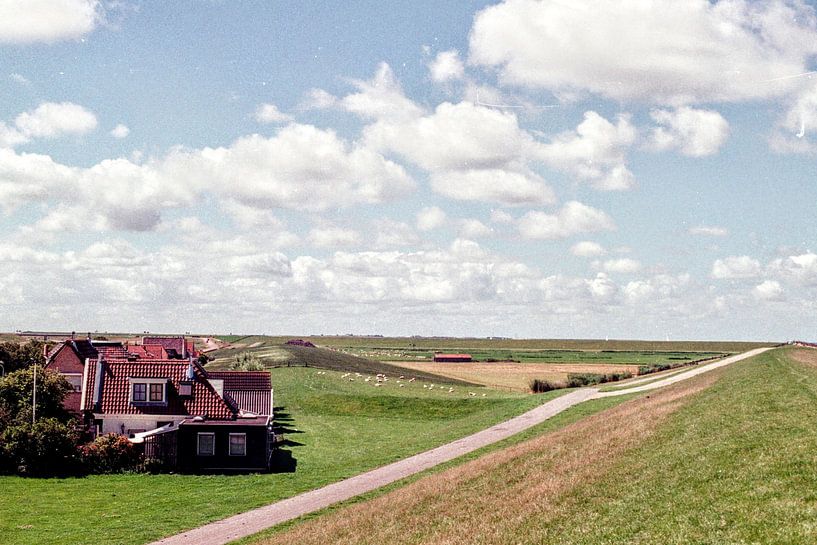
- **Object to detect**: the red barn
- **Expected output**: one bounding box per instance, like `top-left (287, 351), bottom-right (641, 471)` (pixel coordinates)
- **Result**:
top-left (433, 353), bottom-right (473, 363)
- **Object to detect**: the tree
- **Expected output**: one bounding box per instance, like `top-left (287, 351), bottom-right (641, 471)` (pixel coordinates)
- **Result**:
top-left (0, 340), bottom-right (48, 373)
top-left (0, 418), bottom-right (81, 475)
top-left (0, 366), bottom-right (72, 428)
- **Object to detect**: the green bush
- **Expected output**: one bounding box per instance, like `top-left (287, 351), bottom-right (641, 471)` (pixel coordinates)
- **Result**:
top-left (566, 372), bottom-right (633, 388)
top-left (79, 433), bottom-right (143, 474)
top-left (0, 418), bottom-right (82, 476)
top-left (530, 378), bottom-right (560, 393)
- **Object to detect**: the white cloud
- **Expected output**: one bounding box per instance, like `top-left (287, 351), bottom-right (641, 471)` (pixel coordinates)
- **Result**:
top-left (688, 225), bottom-right (729, 237)
top-left (649, 107), bottom-right (730, 156)
top-left (9, 73), bottom-right (29, 84)
top-left (429, 50), bottom-right (465, 82)
top-left (340, 62), bottom-right (425, 122)
top-left (110, 124), bottom-right (130, 139)
top-left (517, 201), bottom-right (615, 240)
top-left (753, 279), bottom-right (784, 300)
top-left (366, 100), bottom-right (555, 205)
top-left (538, 111), bottom-right (637, 190)
top-left (712, 255), bottom-right (762, 279)
top-left (602, 258), bottom-right (642, 274)
top-left (255, 103), bottom-right (293, 123)
top-left (13, 101), bottom-right (97, 139)
top-left (0, 123), bottom-right (415, 231)
top-left (0, 0), bottom-right (100, 44)
top-left (429, 168), bottom-right (555, 206)
top-left (768, 252), bottom-right (817, 286)
top-left (469, 0), bottom-right (817, 104)
top-left (299, 88), bottom-right (338, 110)
top-left (416, 206), bottom-right (447, 231)
top-left (571, 241), bottom-right (606, 258)
top-left (307, 226), bottom-right (362, 248)
top-left (772, 83), bottom-right (817, 153)
top-left (457, 219), bottom-right (492, 239)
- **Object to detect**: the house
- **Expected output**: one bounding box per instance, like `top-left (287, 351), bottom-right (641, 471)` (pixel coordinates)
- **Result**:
top-left (433, 353), bottom-right (473, 363)
top-left (45, 336), bottom-right (274, 472)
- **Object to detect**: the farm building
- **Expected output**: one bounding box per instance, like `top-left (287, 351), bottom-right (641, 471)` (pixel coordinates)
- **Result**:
top-left (44, 336), bottom-right (274, 472)
top-left (433, 353), bottom-right (473, 363)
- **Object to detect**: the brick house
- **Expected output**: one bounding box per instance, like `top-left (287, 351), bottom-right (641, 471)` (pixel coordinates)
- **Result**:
top-left (44, 336), bottom-right (274, 472)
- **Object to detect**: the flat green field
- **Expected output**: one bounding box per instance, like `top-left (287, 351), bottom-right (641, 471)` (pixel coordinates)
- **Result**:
top-left (253, 347), bottom-right (817, 545)
top-left (0, 367), bottom-right (556, 545)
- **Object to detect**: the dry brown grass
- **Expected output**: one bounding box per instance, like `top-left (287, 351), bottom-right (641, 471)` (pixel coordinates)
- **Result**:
top-left (787, 347), bottom-right (817, 368)
top-left (256, 364), bottom-right (723, 545)
top-left (387, 361), bottom-right (640, 391)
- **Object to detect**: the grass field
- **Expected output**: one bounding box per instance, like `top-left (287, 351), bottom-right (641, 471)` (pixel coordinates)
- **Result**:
top-left (0, 367), bottom-right (556, 545)
top-left (388, 361), bottom-right (642, 391)
top-left (209, 335), bottom-right (773, 353)
top-left (251, 347), bottom-right (817, 545)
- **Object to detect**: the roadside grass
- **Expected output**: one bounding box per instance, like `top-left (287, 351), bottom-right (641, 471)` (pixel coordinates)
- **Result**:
top-left (235, 392), bottom-right (639, 545)
top-left (251, 348), bottom-right (816, 545)
top-left (0, 367), bottom-right (553, 545)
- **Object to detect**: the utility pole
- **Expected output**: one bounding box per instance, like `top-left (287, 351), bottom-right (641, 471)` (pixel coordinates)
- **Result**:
top-left (32, 362), bottom-right (37, 425)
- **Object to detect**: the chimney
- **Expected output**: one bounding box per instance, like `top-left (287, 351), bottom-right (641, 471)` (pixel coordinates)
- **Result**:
top-left (92, 356), bottom-right (105, 412)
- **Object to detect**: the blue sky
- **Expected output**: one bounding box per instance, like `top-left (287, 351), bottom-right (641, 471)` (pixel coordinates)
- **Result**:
top-left (1, 0), bottom-right (816, 340)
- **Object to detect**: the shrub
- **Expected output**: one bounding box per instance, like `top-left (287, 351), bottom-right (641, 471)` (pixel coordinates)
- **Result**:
top-left (566, 372), bottom-right (633, 388)
top-left (530, 378), bottom-right (560, 393)
top-left (0, 418), bottom-right (82, 476)
top-left (231, 353), bottom-right (265, 371)
top-left (79, 433), bottom-right (143, 474)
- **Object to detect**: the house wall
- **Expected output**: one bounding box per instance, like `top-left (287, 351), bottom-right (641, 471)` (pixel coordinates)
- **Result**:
top-left (177, 424), bottom-right (270, 472)
top-left (46, 345), bottom-right (85, 413)
top-left (95, 414), bottom-right (189, 436)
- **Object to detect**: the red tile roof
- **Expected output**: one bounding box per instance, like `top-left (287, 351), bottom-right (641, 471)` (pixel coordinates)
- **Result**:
top-left (206, 371), bottom-right (271, 390)
top-left (83, 360), bottom-right (235, 420)
top-left (142, 336), bottom-right (187, 357)
top-left (224, 390), bottom-right (272, 416)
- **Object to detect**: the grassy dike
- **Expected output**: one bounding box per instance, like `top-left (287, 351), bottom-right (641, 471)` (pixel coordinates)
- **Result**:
top-left (252, 348), bottom-right (817, 545)
top-left (0, 367), bottom-right (555, 545)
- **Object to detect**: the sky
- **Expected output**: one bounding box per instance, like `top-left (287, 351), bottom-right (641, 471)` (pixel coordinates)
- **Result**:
top-left (0, 0), bottom-right (816, 341)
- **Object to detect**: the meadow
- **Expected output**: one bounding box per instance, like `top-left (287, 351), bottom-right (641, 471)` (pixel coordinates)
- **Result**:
top-left (0, 366), bottom-right (556, 545)
top-left (249, 347), bottom-right (817, 545)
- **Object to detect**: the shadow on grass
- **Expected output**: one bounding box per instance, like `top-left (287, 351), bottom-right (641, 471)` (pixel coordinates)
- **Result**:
top-left (269, 449), bottom-right (297, 473)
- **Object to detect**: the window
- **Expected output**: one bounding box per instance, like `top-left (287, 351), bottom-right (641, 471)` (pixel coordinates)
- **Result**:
top-left (179, 381), bottom-right (193, 397)
top-left (132, 383), bottom-right (147, 401)
top-left (229, 433), bottom-right (246, 456)
top-left (149, 383), bottom-right (164, 401)
top-left (197, 433), bottom-right (215, 456)
top-left (64, 373), bottom-right (82, 392)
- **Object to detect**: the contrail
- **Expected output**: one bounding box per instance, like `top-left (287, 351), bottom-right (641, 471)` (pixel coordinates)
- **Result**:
top-left (759, 70), bottom-right (817, 83)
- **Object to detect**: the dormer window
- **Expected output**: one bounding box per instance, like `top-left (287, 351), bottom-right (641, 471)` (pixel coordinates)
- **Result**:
top-left (179, 380), bottom-right (193, 397)
top-left (129, 378), bottom-right (168, 406)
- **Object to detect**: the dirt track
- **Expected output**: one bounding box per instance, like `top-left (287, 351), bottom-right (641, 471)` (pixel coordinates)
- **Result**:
top-left (148, 347), bottom-right (772, 545)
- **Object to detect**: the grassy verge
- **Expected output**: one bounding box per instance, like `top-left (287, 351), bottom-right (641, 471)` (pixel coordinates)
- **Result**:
top-left (250, 348), bottom-right (817, 545)
top-left (0, 367), bottom-right (554, 545)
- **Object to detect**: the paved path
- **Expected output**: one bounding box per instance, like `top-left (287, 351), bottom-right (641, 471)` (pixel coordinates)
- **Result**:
top-left (149, 347), bottom-right (772, 545)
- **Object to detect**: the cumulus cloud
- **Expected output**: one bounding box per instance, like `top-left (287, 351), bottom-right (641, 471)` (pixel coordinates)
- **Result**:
top-left (299, 88), bottom-right (338, 110)
top-left (571, 241), bottom-right (605, 258)
top-left (0, 123), bottom-right (415, 231)
top-left (1, 102), bottom-right (98, 146)
top-left (416, 206), bottom-right (447, 231)
top-left (339, 62), bottom-right (425, 122)
top-left (768, 252), bottom-right (817, 285)
top-left (469, 0), bottom-right (817, 104)
top-left (366, 99), bottom-right (556, 205)
top-left (712, 256), bottom-right (762, 279)
top-left (0, 0), bottom-right (100, 44)
top-left (517, 201), bottom-right (615, 240)
top-left (753, 279), bottom-right (784, 300)
top-left (110, 124), bottom-right (130, 139)
top-left (457, 219), bottom-right (492, 239)
top-left (9, 73), bottom-right (29, 85)
top-left (648, 107), bottom-right (730, 156)
top-left (429, 49), bottom-right (465, 82)
top-left (538, 111), bottom-right (637, 190)
top-left (255, 103), bottom-right (293, 123)
top-left (307, 226), bottom-right (362, 248)
top-left (601, 258), bottom-right (642, 274)
top-left (688, 225), bottom-right (729, 237)
top-left (772, 83), bottom-right (817, 153)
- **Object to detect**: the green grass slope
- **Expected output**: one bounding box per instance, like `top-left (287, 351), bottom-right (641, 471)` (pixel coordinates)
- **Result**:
top-left (252, 347), bottom-right (817, 545)
top-left (208, 343), bottom-right (477, 385)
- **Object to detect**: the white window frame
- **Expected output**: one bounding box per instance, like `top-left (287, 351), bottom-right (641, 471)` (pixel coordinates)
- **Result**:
top-left (197, 432), bottom-right (215, 456)
top-left (228, 433), bottom-right (247, 456)
top-left (129, 378), bottom-right (168, 403)
top-left (63, 373), bottom-right (83, 392)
